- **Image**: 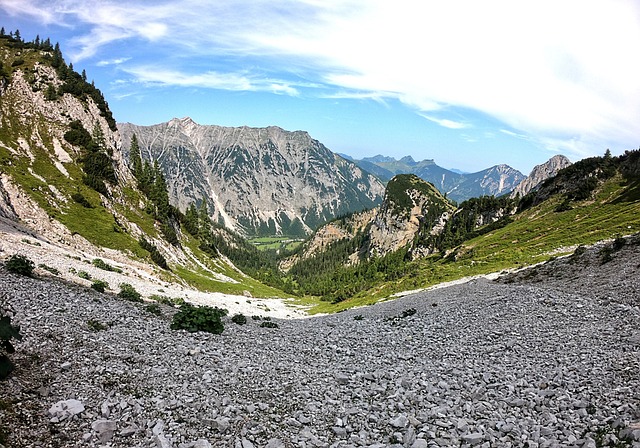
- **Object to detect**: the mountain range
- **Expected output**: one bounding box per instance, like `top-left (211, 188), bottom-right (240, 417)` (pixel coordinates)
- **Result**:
top-left (119, 119), bottom-right (385, 236)
top-left (342, 154), bottom-right (526, 202)
top-left (0, 31), bottom-right (639, 312)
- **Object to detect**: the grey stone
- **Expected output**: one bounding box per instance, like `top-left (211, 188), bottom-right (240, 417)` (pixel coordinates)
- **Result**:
top-left (390, 414), bottom-right (408, 428)
top-left (48, 399), bottom-right (84, 421)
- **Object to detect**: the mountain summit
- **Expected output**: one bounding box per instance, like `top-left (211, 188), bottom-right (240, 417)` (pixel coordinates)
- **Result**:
top-left (118, 119), bottom-right (385, 236)
top-left (347, 156), bottom-right (525, 202)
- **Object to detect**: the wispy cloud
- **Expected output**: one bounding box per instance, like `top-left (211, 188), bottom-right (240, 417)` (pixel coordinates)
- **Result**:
top-left (124, 66), bottom-right (300, 96)
top-left (97, 57), bottom-right (131, 67)
top-left (3, 0), bottom-right (640, 160)
top-left (420, 114), bottom-right (468, 130)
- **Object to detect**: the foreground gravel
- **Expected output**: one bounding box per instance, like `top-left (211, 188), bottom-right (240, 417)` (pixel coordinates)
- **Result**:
top-left (1, 237), bottom-right (639, 448)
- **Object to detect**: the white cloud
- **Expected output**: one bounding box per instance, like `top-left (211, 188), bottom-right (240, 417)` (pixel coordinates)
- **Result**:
top-left (97, 57), bottom-right (131, 67)
top-left (124, 66), bottom-right (300, 95)
top-left (4, 0), bottom-right (640, 160)
top-left (420, 114), bottom-right (468, 130)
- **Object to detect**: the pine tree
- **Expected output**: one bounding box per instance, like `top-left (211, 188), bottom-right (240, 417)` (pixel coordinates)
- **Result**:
top-left (129, 134), bottom-right (143, 179)
top-left (198, 198), bottom-right (212, 239)
top-left (183, 203), bottom-right (200, 237)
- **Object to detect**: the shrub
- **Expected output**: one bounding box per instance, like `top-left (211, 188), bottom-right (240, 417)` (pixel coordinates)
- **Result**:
top-left (5, 254), bottom-right (34, 277)
top-left (231, 313), bottom-right (247, 325)
top-left (90, 280), bottom-right (109, 293)
top-left (171, 303), bottom-right (227, 334)
top-left (118, 283), bottom-right (142, 302)
top-left (251, 315), bottom-right (262, 321)
top-left (145, 304), bottom-right (162, 316)
top-left (77, 271), bottom-right (91, 280)
top-left (353, 315), bottom-right (364, 321)
top-left (260, 321), bottom-right (279, 329)
top-left (139, 238), bottom-right (169, 269)
top-left (87, 319), bottom-right (108, 332)
top-left (149, 295), bottom-right (184, 306)
top-left (613, 236), bottom-right (626, 251)
top-left (0, 314), bottom-right (22, 379)
top-left (71, 192), bottom-right (92, 208)
top-left (92, 258), bottom-right (122, 273)
top-left (38, 264), bottom-right (59, 275)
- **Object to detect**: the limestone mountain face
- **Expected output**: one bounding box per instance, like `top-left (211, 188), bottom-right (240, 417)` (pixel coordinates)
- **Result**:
top-left (368, 174), bottom-right (455, 257)
top-left (284, 174), bottom-right (455, 270)
top-left (118, 118), bottom-right (385, 236)
top-left (510, 155), bottom-right (572, 198)
top-left (348, 155), bottom-right (525, 202)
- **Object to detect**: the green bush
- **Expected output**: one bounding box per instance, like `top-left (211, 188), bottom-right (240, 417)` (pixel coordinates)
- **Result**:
top-left (118, 283), bottom-right (142, 302)
top-left (260, 321), bottom-right (279, 329)
top-left (5, 254), bottom-right (34, 277)
top-left (0, 314), bottom-right (22, 380)
top-left (171, 303), bottom-right (227, 334)
top-left (77, 271), bottom-right (91, 280)
top-left (38, 264), bottom-right (59, 275)
top-left (87, 319), bottom-right (108, 332)
top-left (231, 313), bottom-right (247, 325)
top-left (145, 303), bottom-right (162, 316)
top-left (92, 258), bottom-right (122, 273)
top-left (90, 280), bottom-right (109, 293)
top-left (71, 192), bottom-right (92, 208)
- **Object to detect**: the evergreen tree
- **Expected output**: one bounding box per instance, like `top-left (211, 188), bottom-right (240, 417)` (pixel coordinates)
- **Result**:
top-left (14, 29), bottom-right (20, 41)
top-left (0, 27), bottom-right (5, 36)
top-left (183, 203), bottom-right (200, 237)
top-left (198, 199), bottom-right (212, 238)
top-left (129, 134), bottom-right (143, 179)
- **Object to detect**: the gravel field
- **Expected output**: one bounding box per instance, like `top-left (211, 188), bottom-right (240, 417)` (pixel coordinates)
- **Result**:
top-left (1, 236), bottom-right (639, 448)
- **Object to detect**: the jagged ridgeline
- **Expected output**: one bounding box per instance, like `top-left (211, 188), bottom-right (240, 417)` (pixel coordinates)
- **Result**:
top-left (118, 119), bottom-right (386, 237)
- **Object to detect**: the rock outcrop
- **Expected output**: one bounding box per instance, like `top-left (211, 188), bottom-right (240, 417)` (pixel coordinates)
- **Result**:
top-left (511, 155), bottom-right (572, 198)
top-left (118, 119), bottom-right (385, 236)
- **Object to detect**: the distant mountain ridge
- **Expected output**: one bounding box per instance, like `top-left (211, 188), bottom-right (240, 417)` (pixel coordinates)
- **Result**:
top-left (346, 155), bottom-right (525, 202)
top-left (119, 118), bottom-right (385, 236)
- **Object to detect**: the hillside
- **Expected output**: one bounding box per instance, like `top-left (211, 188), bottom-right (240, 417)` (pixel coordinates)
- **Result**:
top-left (118, 119), bottom-right (385, 237)
top-left (290, 150), bottom-right (640, 313)
top-left (0, 31), bottom-right (292, 307)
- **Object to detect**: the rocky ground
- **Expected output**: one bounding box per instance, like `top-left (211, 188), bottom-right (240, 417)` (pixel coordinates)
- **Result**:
top-left (0, 217), bottom-right (305, 320)
top-left (1, 237), bottom-right (639, 448)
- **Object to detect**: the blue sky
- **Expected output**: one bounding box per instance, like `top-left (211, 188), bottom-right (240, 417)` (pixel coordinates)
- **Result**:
top-left (1, 0), bottom-right (639, 174)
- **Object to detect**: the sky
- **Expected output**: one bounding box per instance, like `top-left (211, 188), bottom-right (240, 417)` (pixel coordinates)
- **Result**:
top-left (1, 0), bottom-right (639, 174)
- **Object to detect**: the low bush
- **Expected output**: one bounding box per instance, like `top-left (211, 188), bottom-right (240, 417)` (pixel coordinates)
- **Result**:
top-left (145, 303), bottom-right (162, 316)
top-left (77, 271), bottom-right (91, 280)
top-left (171, 303), bottom-right (227, 334)
top-left (118, 283), bottom-right (142, 302)
top-left (71, 192), bottom-right (92, 208)
top-left (87, 319), bottom-right (109, 332)
top-left (149, 295), bottom-right (184, 306)
top-left (5, 254), bottom-right (34, 277)
top-left (92, 258), bottom-right (122, 273)
top-left (38, 263), bottom-right (60, 275)
top-left (231, 313), bottom-right (247, 325)
top-left (90, 280), bottom-right (109, 293)
top-left (260, 321), bottom-right (279, 329)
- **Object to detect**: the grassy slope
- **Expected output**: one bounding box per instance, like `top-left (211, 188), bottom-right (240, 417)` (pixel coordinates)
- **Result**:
top-left (0, 45), bottom-right (287, 299)
top-left (302, 175), bottom-right (640, 313)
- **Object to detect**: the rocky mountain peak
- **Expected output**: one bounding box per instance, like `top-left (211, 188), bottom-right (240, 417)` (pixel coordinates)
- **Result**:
top-left (118, 120), bottom-right (385, 236)
top-left (511, 154), bottom-right (572, 198)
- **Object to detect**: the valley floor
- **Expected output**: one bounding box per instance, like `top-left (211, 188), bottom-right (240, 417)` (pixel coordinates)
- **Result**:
top-left (1, 237), bottom-right (639, 447)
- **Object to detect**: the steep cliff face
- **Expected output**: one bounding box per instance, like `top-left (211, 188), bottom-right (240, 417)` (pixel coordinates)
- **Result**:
top-left (510, 155), bottom-right (572, 198)
top-left (119, 119), bottom-right (385, 236)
